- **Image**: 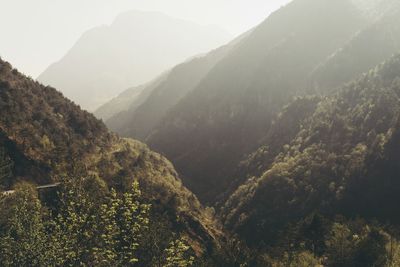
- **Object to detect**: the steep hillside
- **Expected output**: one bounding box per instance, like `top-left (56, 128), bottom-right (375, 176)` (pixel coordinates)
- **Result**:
top-left (218, 95), bottom-right (322, 203)
top-left (310, 5), bottom-right (400, 91)
top-left (222, 54), bottom-right (400, 246)
top-left (0, 58), bottom-right (221, 254)
top-left (104, 31), bottom-right (250, 140)
top-left (147, 0), bottom-right (368, 203)
top-left (94, 73), bottom-right (168, 121)
top-left (37, 10), bottom-right (231, 111)
top-left (223, 5), bottom-right (400, 198)
top-left (94, 84), bottom-right (149, 122)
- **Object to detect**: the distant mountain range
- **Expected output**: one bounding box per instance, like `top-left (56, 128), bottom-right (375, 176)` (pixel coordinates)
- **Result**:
top-left (37, 10), bottom-right (231, 111)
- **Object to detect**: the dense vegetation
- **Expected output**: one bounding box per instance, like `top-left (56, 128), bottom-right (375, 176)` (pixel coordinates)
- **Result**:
top-left (0, 179), bottom-right (197, 266)
top-left (0, 58), bottom-right (223, 263)
top-left (219, 54), bottom-right (400, 265)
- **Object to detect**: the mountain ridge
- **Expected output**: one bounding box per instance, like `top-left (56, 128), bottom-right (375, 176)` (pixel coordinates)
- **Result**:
top-left (146, 0), bottom-right (368, 203)
top-left (101, 29), bottom-right (252, 140)
top-left (37, 10), bottom-right (231, 111)
top-left (0, 57), bottom-right (222, 255)
top-left (222, 54), bottom-right (400, 246)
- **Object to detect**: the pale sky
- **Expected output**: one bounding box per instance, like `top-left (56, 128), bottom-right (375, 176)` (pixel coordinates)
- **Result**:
top-left (0, 0), bottom-right (292, 78)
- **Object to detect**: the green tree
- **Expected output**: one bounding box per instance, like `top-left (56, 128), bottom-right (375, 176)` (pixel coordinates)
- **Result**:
top-left (115, 181), bottom-right (150, 266)
top-left (52, 177), bottom-right (97, 266)
top-left (92, 188), bottom-right (120, 265)
top-left (92, 180), bottom-right (150, 266)
top-left (0, 177), bottom-right (169, 266)
top-left (163, 237), bottom-right (194, 267)
top-left (137, 214), bottom-right (174, 267)
top-left (0, 183), bottom-right (55, 266)
top-left (325, 223), bottom-right (355, 267)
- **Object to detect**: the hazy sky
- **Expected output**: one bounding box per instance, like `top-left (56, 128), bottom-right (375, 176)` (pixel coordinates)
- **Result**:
top-left (0, 0), bottom-right (292, 77)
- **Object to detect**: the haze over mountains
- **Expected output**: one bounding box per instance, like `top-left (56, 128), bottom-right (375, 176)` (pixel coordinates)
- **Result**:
top-left (108, 0), bottom-right (398, 203)
top-left (3, 0), bottom-right (400, 265)
top-left (37, 10), bottom-right (231, 111)
top-left (97, 29), bottom-right (252, 132)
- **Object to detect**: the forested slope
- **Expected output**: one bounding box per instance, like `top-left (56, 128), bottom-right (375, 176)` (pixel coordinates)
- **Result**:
top-left (222, 54), bottom-right (400, 247)
top-left (0, 58), bottom-right (221, 256)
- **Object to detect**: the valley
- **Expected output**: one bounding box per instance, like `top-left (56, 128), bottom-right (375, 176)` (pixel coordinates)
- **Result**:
top-left (2, 0), bottom-right (400, 266)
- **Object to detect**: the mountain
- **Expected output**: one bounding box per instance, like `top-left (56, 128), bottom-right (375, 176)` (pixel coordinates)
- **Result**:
top-left (94, 72), bottom-right (168, 121)
top-left (37, 10), bottom-right (231, 111)
top-left (4, 1), bottom-right (400, 265)
top-left (309, 5), bottom-right (400, 92)
top-left (144, 0), bottom-right (369, 204)
top-left (221, 54), bottom-right (400, 247)
top-left (219, 0), bottom-right (400, 204)
top-left (105, 0), bottom-right (400, 206)
top-left (100, 30), bottom-right (251, 140)
top-left (0, 58), bottom-right (221, 255)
